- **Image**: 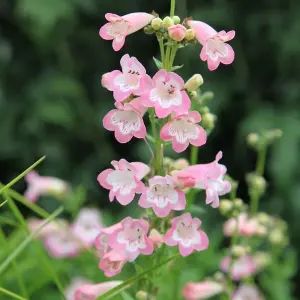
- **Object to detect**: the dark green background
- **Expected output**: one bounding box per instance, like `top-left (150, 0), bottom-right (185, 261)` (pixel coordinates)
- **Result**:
top-left (0, 0), bottom-right (299, 297)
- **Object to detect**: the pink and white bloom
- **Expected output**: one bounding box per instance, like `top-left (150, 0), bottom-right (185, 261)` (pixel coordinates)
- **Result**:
top-left (232, 284), bottom-right (264, 300)
top-left (74, 281), bottom-right (123, 300)
top-left (65, 277), bottom-right (92, 300)
top-left (182, 281), bottom-right (224, 300)
top-left (171, 170), bottom-right (196, 189)
top-left (101, 54), bottom-right (152, 102)
top-left (220, 256), bottom-right (256, 281)
top-left (28, 218), bottom-right (68, 238)
top-left (24, 171), bottom-right (70, 203)
top-left (140, 69), bottom-right (190, 118)
top-left (138, 175), bottom-right (186, 218)
top-left (160, 111), bottom-right (207, 153)
top-left (168, 24), bottom-right (186, 41)
top-left (94, 222), bottom-right (123, 257)
top-left (108, 217), bottom-right (153, 261)
top-left (71, 208), bottom-right (103, 247)
top-left (44, 229), bottom-right (82, 258)
top-left (99, 13), bottom-right (155, 51)
top-left (223, 213), bottom-right (259, 237)
top-left (103, 99), bottom-right (147, 143)
top-left (187, 20), bottom-right (235, 71)
top-left (164, 213), bottom-right (209, 257)
top-left (97, 159), bottom-right (149, 206)
top-left (99, 250), bottom-right (127, 277)
top-left (185, 151), bottom-right (231, 208)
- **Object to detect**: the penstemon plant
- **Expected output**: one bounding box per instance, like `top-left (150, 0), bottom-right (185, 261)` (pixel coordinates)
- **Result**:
top-left (0, 1), bottom-right (294, 300)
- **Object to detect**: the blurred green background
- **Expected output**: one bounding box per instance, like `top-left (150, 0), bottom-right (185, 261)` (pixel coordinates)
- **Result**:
top-left (0, 0), bottom-right (300, 298)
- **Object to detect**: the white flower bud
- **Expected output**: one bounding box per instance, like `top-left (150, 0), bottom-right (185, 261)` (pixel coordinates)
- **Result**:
top-left (184, 74), bottom-right (204, 91)
top-left (202, 113), bottom-right (216, 130)
top-left (172, 16), bottom-right (181, 24)
top-left (247, 133), bottom-right (259, 147)
top-left (173, 158), bottom-right (189, 170)
top-left (219, 200), bottom-right (233, 215)
top-left (185, 28), bottom-right (195, 40)
top-left (162, 16), bottom-right (174, 29)
top-left (151, 17), bottom-right (163, 30)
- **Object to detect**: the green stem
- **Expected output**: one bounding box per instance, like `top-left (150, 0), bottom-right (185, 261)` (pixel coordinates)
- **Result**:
top-left (165, 44), bottom-right (172, 70)
top-left (169, 44), bottom-right (178, 68)
top-left (0, 156), bottom-right (45, 195)
top-left (0, 228), bottom-right (28, 298)
top-left (158, 38), bottom-right (165, 63)
top-left (0, 287), bottom-right (27, 300)
top-left (190, 146), bottom-right (199, 165)
top-left (170, 0), bottom-right (176, 17)
top-left (256, 146), bottom-right (267, 175)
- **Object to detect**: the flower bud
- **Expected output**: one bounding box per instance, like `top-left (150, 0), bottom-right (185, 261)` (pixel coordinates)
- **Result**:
top-left (254, 252), bottom-right (271, 269)
top-left (265, 128), bottom-right (283, 144)
top-left (144, 25), bottom-right (155, 35)
top-left (151, 17), bottom-right (163, 30)
top-left (256, 212), bottom-right (270, 225)
top-left (246, 173), bottom-right (266, 195)
top-left (247, 133), bottom-right (259, 147)
top-left (173, 158), bottom-right (189, 170)
top-left (256, 225), bottom-right (267, 236)
top-left (168, 24), bottom-right (186, 41)
top-left (184, 74), bottom-right (204, 91)
top-left (269, 229), bottom-right (284, 245)
top-left (233, 198), bottom-right (244, 209)
top-left (189, 90), bottom-right (198, 100)
top-left (162, 16), bottom-right (174, 29)
top-left (185, 28), bottom-right (195, 40)
top-left (202, 112), bottom-right (216, 130)
top-left (231, 245), bottom-right (249, 257)
top-left (149, 229), bottom-right (163, 248)
top-left (201, 91), bottom-right (214, 102)
top-left (136, 291), bottom-right (155, 300)
top-left (172, 15), bottom-right (181, 24)
top-left (219, 199), bottom-right (233, 215)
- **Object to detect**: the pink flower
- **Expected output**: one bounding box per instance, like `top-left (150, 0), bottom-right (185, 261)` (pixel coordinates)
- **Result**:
top-left (44, 228), bottom-right (82, 258)
top-left (71, 208), bottom-right (103, 247)
top-left (160, 111), bottom-right (207, 153)
top-left (99, 13), bottom-right (155, 51)
top-left (65, 277), bottom-right (92, 300)
top-left (164, 213), bottom-right (209, 257)
top-left (171, 170), bottom-right (196, 188)
top-left (99, 250), bottom-right (127, 277)
top-left (28, 218), bottom-right (68, 238)
top-left (94, 222), bottom-right (123, 257)
top-left (149, 229), bottom-right (164, 248)
top-left (24, 171), bottom-right (70, 203)
top-left (138, 175), bottom-right (186, 218)
top-left (223, 213), bottom-right (259, 237)
top-left (140, 69), bottom-right (191, 118)
top-left (220, 256), bottom-right (256, 281)
top-left (103, 99), bottom-right (147, 143)
top-left (232, 284), bottom-right (264, 300)
top-left (168, 24), bottom-right (186, 41)
top-left (182, 281), bottom-right (224, 300)
top-left (74, 281), bottom-right (123, 300)
top-left (97, 159), bottom-right (150, 206)
top-left (108, 217), bottom-right (154, 261)
top-left (101, 54), bottom-right (152, 102)
top-left (187, 20), bottom-right (235, 71)
top-left (185, 151), bottom-right (231, 208)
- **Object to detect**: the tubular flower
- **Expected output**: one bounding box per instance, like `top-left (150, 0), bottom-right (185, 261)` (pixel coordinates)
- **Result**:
top-left (187, 20), bottom-right (235, 71)
top-left (182, 281), bottom-right (224, 300)
top-left (98, 250), bottom-right (127, 277)
top-left (164, 213), bottom-right (209, 257)
top-left (232, 284), bottom-right (264, 300)
top-left (97, 159), bottom-right (150, 205)
top-left (99, 13), bottom-right (155, 51)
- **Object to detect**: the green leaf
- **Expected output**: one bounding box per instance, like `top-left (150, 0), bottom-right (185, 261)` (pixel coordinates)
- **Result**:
top-left (121, 291), bottom-right (135, 300)
top-left (153, 57), bottom-right (163, 69)
top-left (97, 254), bottom-right (180, 299)
top-left (0, 206), bottom-right (63, 274)
top-left (0, 156), bottom-right (46, 195)
top-left (171, 65), bottom-right (184, 71)
top-left (0, 287), bottom-right (27, 300)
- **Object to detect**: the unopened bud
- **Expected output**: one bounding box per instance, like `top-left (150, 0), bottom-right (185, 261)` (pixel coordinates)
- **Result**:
top-left (256, 225), bottom-right (267, 236)
top-left (136, 291), bottom-right (155, 300)
top-left (247, 133), bottom-right (259, 147)
top-left (184, 74), bottom-right (204, 91)
top-left (185, 28), bottom-right (195, 40)
top-left (233, 198), bottom-right (244, 209)
top-left (200, 91), bottom-right (214, 102)
top-left (149, 229), bottom-right (163, 248)
top-left (214, 272), bottom-right (225, 282)
top-left (266, 128), bottom-right (283, 144)
top-left (231, 245), bottom-right (248, 257)
top-left (202, 112), bottom-right (216, 130)
top-left (189, 90), bottom-right (198, 100)
top-left (257, 212), bottom-right (270, 225)
top-left (246, 173), bottom-right (266, 195)
top-left (269, 229), bottom-right (284, 245)
top-left (172, 15), bottom-right (181, 24)
top-left (144, 25), bottom-right (155, 35)
top-left (219, 199), bottom-right (233, 215)
top-left (174, 158), bottom-right (189, 170)
top-left (162, 16), bottom-right (174, 29)
top-left (254, 252), bottom-right (271, 269)
top-left (151, 17), bottom-right (163, 30)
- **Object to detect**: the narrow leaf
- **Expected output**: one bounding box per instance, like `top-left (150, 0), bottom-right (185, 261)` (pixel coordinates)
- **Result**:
top-left (153, 57), bottom-right (163, 69)
top-left (0, 199), bottom-right (8, 208)
top-left (171, 65), bottom-right (184, 71)
top-left (0, 156), bottom-right (46, 194)
top-left (0, 287), bottom-right (27, 300)
top-left (97, 254), bottom-right (180, 299)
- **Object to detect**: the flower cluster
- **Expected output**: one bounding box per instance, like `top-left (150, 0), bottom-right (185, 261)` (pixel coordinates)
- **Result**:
top-left (97, 9), bottom-right (233, 280)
